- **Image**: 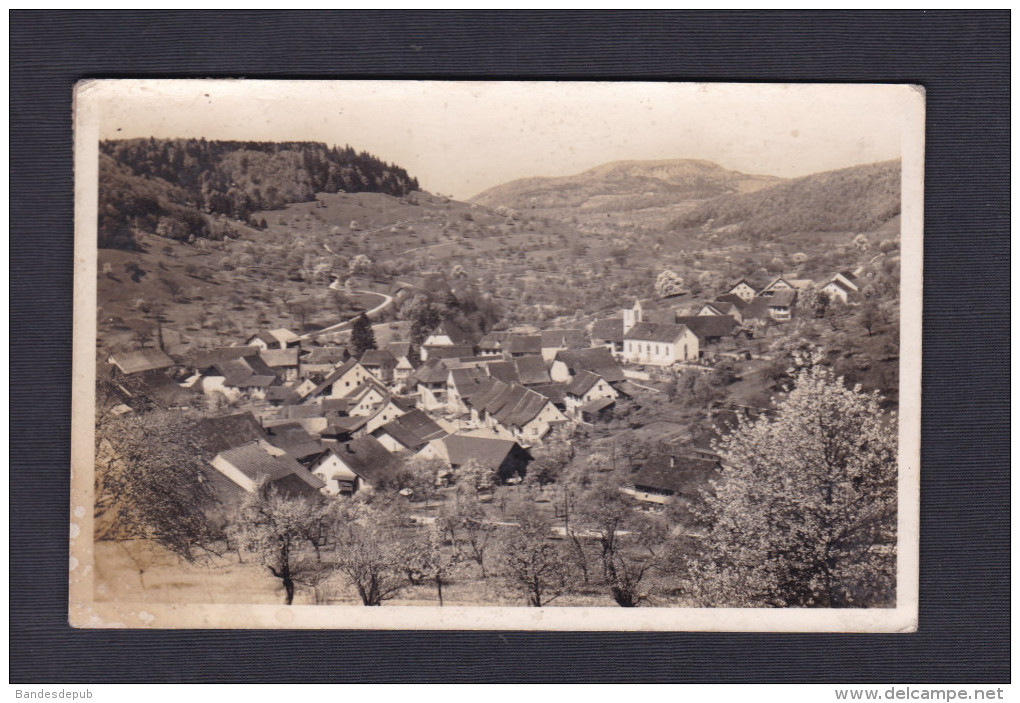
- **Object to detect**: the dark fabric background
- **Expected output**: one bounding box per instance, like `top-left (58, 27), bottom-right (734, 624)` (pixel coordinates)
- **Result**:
top-left (10, 10), bottom-right (1009, 683)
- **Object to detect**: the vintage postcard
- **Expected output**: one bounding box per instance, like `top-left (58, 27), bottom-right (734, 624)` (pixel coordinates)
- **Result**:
top-left (70, 80), bottom-right (922, 630)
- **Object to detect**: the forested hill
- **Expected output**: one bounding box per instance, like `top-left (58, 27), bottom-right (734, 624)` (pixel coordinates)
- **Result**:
top-left (670, 159), bottom-right (901, 238)
top-left (98, 138), bottom-right (419, 249)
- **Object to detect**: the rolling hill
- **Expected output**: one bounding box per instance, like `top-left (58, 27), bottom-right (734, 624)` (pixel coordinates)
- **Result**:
top-left (670, 159), bottom-right (901, 238)
top-left (470, 159), bottom-right (782, 230)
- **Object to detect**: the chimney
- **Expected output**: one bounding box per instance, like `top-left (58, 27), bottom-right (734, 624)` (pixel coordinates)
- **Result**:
top-left (670, 456), bottom-right (675, 469)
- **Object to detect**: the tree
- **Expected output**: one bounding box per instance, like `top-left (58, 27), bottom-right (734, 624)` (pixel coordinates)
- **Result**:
top-left (348, 253), bottom-right (372, 275)
top-left (573, 480), bottom-right (664, 607)
top-left (439, 487), bottom-right (497, 577)
top-left (679, 362), bottom-right (897, 607)
top-left (94, 410), bottom-right (224, 564)
top-left (402, 456), bottom-right (444, 510)
top-left (350, 313), bottom-right (377, 358)
top-left (858, 300), bottom-right (886, 337)
top-left (456, 458), bottom-right (500, 494)
top-left (654, 270), bottom-right (684, 298)
top-left (227, 483), bottom-right (327, 605)
top-left (332, 506), bottom-right (406, 606)
top-left (495, 510), bottom-right (572, 607)
top-left (402, 523), bottom-right (465, 606)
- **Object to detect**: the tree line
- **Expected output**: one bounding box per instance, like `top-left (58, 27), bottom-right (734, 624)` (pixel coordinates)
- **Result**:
top-left (98, 138), bottom-right (420, 250)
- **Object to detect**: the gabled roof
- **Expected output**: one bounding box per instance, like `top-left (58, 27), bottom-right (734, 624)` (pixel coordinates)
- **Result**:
top-left (624, 321), bottom-right (691, 344)
top-left (823, 278), bottom-right (855, 295)
top-left (566, 370), bottom-right (602, 397)
top-left (264, 422), bottom-right (318, 449)
top-left (701, 301), bottom-right (739, 316)
top-left (449, 366), bottom-right (487, 393)
top-left (467, 378), bottom-right (511, 412)
top-left (514, 356), bottom-right (551, 386)
top-left (414, 358), bottom-right (452, 384)
top-left (360, 349), bottom-right (398, 368)
top-left (333, 436), bottom-right (402, 486)
top-left (528, 383), bottom-right (567, 405)
top-left (309, 359), bottom-right (363, 397)
top-left (373, 409), bottom-right (446, 450)
top-left (192, 412), bottom-right (268, 459)
top-left (108, 348), bottom-right (175, 375)
top-left (187, 346), bottom-right (260, 370)
top-left (301, 346), bottom-right (349, 365)
top-left (727, 278), bottom-right (757, 292)
top-left (540, 329), bottom-right (587, 350)
top-left (630, 454), bottom-right (721, 496)
top-left (486, 360), bottom-right (520, 385)
top-left (490, 385), bottom-right (554, 429)
top-left (266, 386), bottom-right (300, 404)
top-left (436, 435), bottom-right (526, 469)
top-left (478, 332), bottom-right (509, 351)
top-left (553, 347), bottom-right (626, 384)
top-left (714, 293), bottom-right (750, 311)
top-left (269, 328), bottom-right (300, 345)
top-left (214, 440), bottom-right (325, 493)
top-left (581, 397), bottom-right (615, 414)
top-left (385, 341), bottom-right (412, 361)
top-left (428, 322), bottom-right (475, 346)
top-left (674, 315), bottom-right (738, 341)
top-left (505, 335), bottom-right (542, 355)
top-left (591, 318), bottom-right (625, 344)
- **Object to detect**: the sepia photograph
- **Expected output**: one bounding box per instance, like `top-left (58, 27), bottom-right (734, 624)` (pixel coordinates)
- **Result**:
top-left (70, 80), bottom-right (923, 631)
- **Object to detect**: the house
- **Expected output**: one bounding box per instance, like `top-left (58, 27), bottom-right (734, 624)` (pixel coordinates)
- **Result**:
top-left (480, 382), bottom-right (568, 445)
top-left (208, 439), bottom-right (325, 498)
top-left (107, 348), bottom-right (175, 376)
top-left (821, 273), bottom-right (859, 305)
top-left (317, 436), bottom-right (403, 494)
top-left (550, 347), bottom-right (626, 384)
top-left (760, 275), bottom-right (813, 296)
top-left (540, 329), bottom-right (587, 362)
top-left (832, 270), bottom-right (860, 292)
top-left (697, 301), bottom-right (743, 325)
top-left (189, 349), bottom-right (281, 400)
top-left (564, 370), bottom-right (618, 417)
top-left (422, 322), bottom-right (475, 350)
top-left (421, 344), bottom-right (475, 361)
top-left (259, 348), bottom-right (300, 383)
top-left (623, 298), bottom-right (679, 333)
top-left (762, 289), bottom-right (797, 320)
top-left (528, 383), bottom-right (568, 413)
top-left (266, 386), bottom-right (301, 407)
top-left (299, 346), bottom-right (349, 376)
top-left (385, 342), bottom-right (416, 382)
top-left (725, 278), bottom-right (758, 303)
top-left (245, 328), bottom-right (301, 351)
top-left (262, 422), bottom-right (327, 467)
top-left (307, 450), bottom-right (360, 496)
top-left (446, 366), bottom-right (489, 414)
top-left (372, 408), bottom-right (447, 453)
top-left (477, 332), bottom-right (509, 356)
top-left (674, 315), bottom-right (739, 346)
top-left (580, 397), bottom-right (615, 423)
top-left (414, 358), bottom-right (453, 412)
top-left (362, 395), bottom-right (413, 435)
top-left (191, 412), bottom-right (269, 459)
top-left (620, 453), bottom-right (722, 505)
top-left (418, 434), bottom-right (532, 483)
top-left (590, 318), bottom-right (625, 356)
top-left (514, 355), bottom-right (552, 386)
top-left (504, 334), bottom-right (543, 358)
top-left (308, 359), bottom-right (374, 399)
top-left (345, 380), bottom-right (391, 417)
top-left (622, 322), bottom-right (699, 366)
top-left (359, 349), bottom-right (399, 384)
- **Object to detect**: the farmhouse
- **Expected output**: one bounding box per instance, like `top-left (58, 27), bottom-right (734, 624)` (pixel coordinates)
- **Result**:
top-left (308, 359), bottom-right (373, 399)
top-left (321, 436), bottom-right (403, 494)
top-left (505, 334), bottom-right (543, 358)
top-left (620, 453), bottom-right (721, 505)
top-left (726, 278), bottom-right (758, 302)
top-left (107, 348), bottom-right (175, 376)
top-left (208, 439), bottom-right (325, 498)
top-left (622, 322), bottom-right (699, 366)
top-left (540, 329), bottom-right (587, 361)
top-left (419, 434), bottom-right (532, 482)
top-left (359, 348), bottom-right (399, 383)
top-left (550, 347), bottom-right (626, 384)
top-left (564, 370), bottom-right (618, 417)
top-left (674, 315), bottom-right (739, 346)
top-left (244, 328), bottom-right (301, 351)
top-left (259, 348), bottom-right (299, 382)
top-left (697, 301), bottom-right (743, 325)
top-left (372, 408), bottom-right (447, 453)
top-left (590, 318), bottom-right (625, 356)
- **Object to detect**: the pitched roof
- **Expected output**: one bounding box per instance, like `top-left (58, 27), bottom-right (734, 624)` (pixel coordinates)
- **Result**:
top-left (214, 440), bottom-right (325, 493)
top-left (514, 356), bottom-right (551, 386)
top-left (824, 278), bottom-right (855, 295)
top-left (192, 412), bottom-right (268, 459)
top-left (629, 454), bottom-right (721, 495)
top-left (491, 385), bottom-right (554, 429)
top-left (428, 322), bottom-right (475, 346)
top-left (591, 318), bottom-right (625, 344)
top-left (478, 332), bottom-right (509, 351)
top-left (309, 359), bottom-right (362, 397)
top-left (424, 345), bottom-right (475, 360)
top-left (188, 346), bottom-right (260, 370)
top-left (374, 409), bottom-right (446, 450)
top-left (553, 347), bottom-right (626, 384)
top-left (566, 369), bottom-right (602, 397)
top-left (260, 348), bottom-right (299, 368)
top-left (264, 422), bottom-right (318, 449)
top-left (714, 293), bottom-right (750, 311)
top-left (728, 278), bottom-right (757, 292)
top-left (266, 386), bottom-right (300, 404)
top-left (108, 348), bottom-right (175, 375)
top-left (385, 341), bottom-right (412, 361)
top-left (437, 435), bottom-right (524, 469)
top-left (269, 328), bottom-right (300, 344)
top-left (360, 349), bottom-right (398, 368)
top-left (301, 346), bottom-right (349, 365)
top-left (333, 436), bottom-right (402, 486)
top-left (540, 329), bottom-right (587, 350)
top-left (765, 289), bottom-right (798, 306)
top-left (674, 315), bottom-right (738, 341)
top-left (528, 383), bottom-right (567, 405)
top-left (624, 321), bottom-right (690, 344)
top-left (581, 397), bottom-right (615, 414)
top-left (505, 335), bottom-right (542, 355)
top-left (449, 366), bottom-right (487, 394)
top-left (414, 358), bottom-right (451, 384)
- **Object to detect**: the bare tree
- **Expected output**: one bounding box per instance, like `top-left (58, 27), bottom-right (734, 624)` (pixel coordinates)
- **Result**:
top-left (401, 523), bottom-right (466, 606)
top-left (332, 506), bottom-right (406, 606)
top-left (495, 509), bottom-right (572, 607)
top-left (439, 487), bottom-right (497, 577)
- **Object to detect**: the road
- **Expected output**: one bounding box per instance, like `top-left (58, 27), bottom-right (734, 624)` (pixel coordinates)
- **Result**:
top-left (300, 288), bottom-right (395, 340)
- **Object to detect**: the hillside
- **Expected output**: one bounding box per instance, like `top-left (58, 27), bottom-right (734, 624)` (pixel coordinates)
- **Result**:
top-left (98, 138), bottom-right (420, 250)
top-left (470, 159), bottom-right (781, 231)
top-left (671, 159), bottom-right (901, 238)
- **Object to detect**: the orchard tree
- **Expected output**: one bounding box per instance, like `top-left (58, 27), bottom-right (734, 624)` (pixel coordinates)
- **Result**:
top-left (227, 482), bottom-right (328, 605)
top-left (439, 487), bottom-right (497, 577)
top-left (679, 361), bottom-right (897, 607)
top-left (402, 522), bottom-right (466, 606)
top-left (350, 313), bottom-right (377, 358)
top-left (495, 510), bottom-right (572, 607)
top-left (333, 505), bottom-right (406, 606)
top-left (348, 253), bottom-right (373, 275)
top-left (654, 270), bottom-right (685, 298)
top-left (456, 458), bottom-right (500, 495)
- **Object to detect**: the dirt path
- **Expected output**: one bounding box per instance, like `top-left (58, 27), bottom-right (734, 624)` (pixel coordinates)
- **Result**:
top-left (301, 289), bottom-right (395, 340)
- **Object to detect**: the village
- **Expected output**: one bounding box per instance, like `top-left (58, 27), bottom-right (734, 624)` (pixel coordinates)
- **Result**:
top-left (100, 262), bottom-right (875, 541)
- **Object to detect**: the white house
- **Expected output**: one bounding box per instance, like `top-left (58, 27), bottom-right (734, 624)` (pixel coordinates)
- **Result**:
top-left (726, 279), bottom-right (758, 302)
top-left (309, 359), bottom-right (374, 399)
top-left (622, 322), bottom-right (699, 366)
top-left (821, 278), bottom-right (855, 305)
top-left (245, 328), bottom-right (301, 351)
top-left (208, 440), bottom-right (325, 497)
top-left (563, 370), bottom-right (618, 417)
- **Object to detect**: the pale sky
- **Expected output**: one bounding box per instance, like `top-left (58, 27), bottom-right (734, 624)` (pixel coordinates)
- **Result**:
top-left (86, 80), bottom-right (918, 200)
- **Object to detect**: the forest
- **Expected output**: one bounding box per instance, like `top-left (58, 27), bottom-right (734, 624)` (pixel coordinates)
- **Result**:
top-left (98, 138), bottom-right (420, 249)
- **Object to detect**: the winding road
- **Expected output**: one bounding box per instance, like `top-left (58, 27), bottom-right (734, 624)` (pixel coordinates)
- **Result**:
top-left (300, 286), bottom-right (395, 340)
